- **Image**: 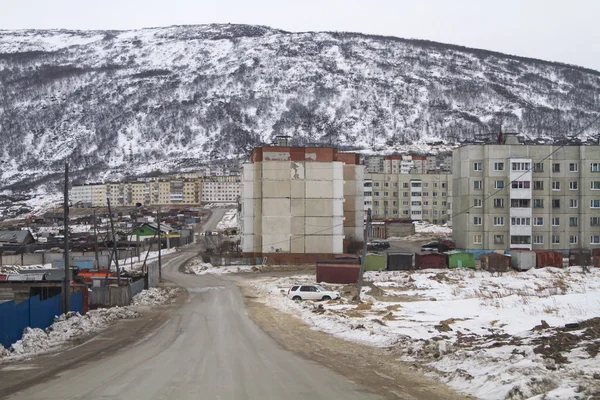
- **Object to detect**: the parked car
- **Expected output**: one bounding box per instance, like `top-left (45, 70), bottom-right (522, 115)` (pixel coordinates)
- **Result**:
top-left (367, 240), bottom-right (391, 251)
top-left (287, 284), bottom-right (341, 301)
top-left (421, 241), bottom-right (440, 251)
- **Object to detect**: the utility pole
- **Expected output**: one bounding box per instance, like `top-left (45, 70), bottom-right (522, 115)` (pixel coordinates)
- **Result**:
top-left (93, 209), bottom-right (100, 270)
top-left (355, 208), bottom-right (371, 302)
top-left (157, 207), bottom-right (162, 280)
top-left (107, 198), bottom-right (121, 285)
top-left (62, 163), bottom-right (71, 313)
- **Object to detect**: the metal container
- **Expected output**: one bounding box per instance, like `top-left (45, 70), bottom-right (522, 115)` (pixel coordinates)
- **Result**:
top-left (510, 250), bottom-right (536, 271)
top-left (365, 254), bottom-right (386, 271)
top-left (480, 252), bottom-right (511, 273)
top-left (569, 249), bottom-right (592, 267)
top-left (594, 256), bottom-right (600, 268)
top-left (316, 262), bottom-right (360, 284)
top-left (535, 250), bottom-right (563, 268)
top-left (387, 253), bottom-right (414, 271)
top-left (446, 251), bottom-right (476, 269)
top-left (414, 253), bottom-right (447, 270)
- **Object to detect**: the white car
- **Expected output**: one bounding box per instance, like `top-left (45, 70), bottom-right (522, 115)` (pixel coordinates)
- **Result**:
top-left (287, 284), bottom-right (340, 301)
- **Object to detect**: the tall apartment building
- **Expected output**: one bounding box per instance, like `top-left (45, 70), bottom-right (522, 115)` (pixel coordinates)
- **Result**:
top-left (365, 172), bottom-right (452, 224)
top-left (452, 136), bottom-right (600, 251)
top-left (71, 179), bottom-right (202, 207)
top-left (201, 176), bottom-right (241, 203)
top-left (241, 145), bottom-right (364, 263)
top-left (382, 155), bottom-right (427, 174)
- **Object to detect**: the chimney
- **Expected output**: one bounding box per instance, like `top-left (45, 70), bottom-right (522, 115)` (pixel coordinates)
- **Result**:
top-left (275, 135), bottom-right (290, 146)
top-left (503, 133), bottom-right (520, 145)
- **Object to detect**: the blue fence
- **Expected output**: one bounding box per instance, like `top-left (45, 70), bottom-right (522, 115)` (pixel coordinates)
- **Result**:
top-left (0, 291), bottom-right (84, 349)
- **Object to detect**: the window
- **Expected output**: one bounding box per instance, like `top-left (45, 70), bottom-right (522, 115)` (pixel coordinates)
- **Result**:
top-left (569, 181), bottom-right (578, 190)
top-left (403, 182), bottom-right (409, 188)
top-left (473, 235), bottom-right (482, 244)
top-left (512, 162), bottom-right (531, 171)
top-left (511, 217), bottom-right (531, 226)
top-left (533, 217), bottom-right (544, 226)
top-left (423, 210), bottom-right (428, 215)
top-left (552, 235), bottom-right (560, 244)
top-left (512, 181), bottom-right (530, 189)
top-left (402, 210), bottom-right (409, 215)
top-left (591, 200), bottom-right (600, 208)
top-left (494, 217), bottom-right (504, 226)
top-left (493, 198), bottom-right (504, 208)
top-left (384, 182), bottom-right (389, 187)
top-left (552, 199), bottom-right (560, 209)
top-left (474, 198), bottom-right (482, 208)
top-left (494, 180), bottom-right (505, 189)
top-left (402, 201), bottom-right (409, 206)
top-left (570, 199), bottom-right (579, 208)
top-left (411, 210), bottom-right (422, 215)
top-left (411, 192), bottom-right (421, 197)
top-left (411, 182), bottom-right (422, 188)
top-left (411, 201), bottom-right (422, 206)
top-left (441, 192), bottom-right (447, 197)
top-left (533, 181), bottom-right (544, 190)
top-left (373, 201), bottom-right (380, 206)
top-left (374, 191), bottom-right (380, 197)
top-left (432, 201), bottom-right (438, 206)
top-left (569, 163), bottom-right (578, 172)
top-left (592, 181), bottom-right (600, 190)
top-left (534, 199), bottom-right (544, 208)
top-left (374, 182), bottom-right (380, 187)
top-left (423, 201), bottom-right (429, 206)
top-left (592, 163), bottom-right (600, 172)
top-left (591, 236), bottom-right (600, 244)
top-left (591, 217), bottom-right (600, 226)
top-left (511, 236), bottom-right (531, 245)
top-left (422, 192), bottom-right (429, 196)
top-left (511, 199), bottom-right (531, 208)
top-left (473, 162), bottom-right (483, 171)
top-left (393, 210), bottom-right (398, 215)
top-left (534, 235), bottom-right (544, 244)
top-left (552, 217), bottom-right (560, 226)
top-left (393, 192), bottom-right (398, 197)
top-left (403, 192), bottom-right (408, 197)
top-left (384, 191), bottom-right (389, 197)
top-left (569, 217), bottom-right (578, 227)
top-left (423, 183), bottom-right (429, 188)
top-left (432, 192), bottom-right (438, 197)
top-left (442, 201), bottom-right (447, 206)
top-left (441, 183), bottom-right (446, 188)
top-left (552, 163), bottom-right (560, 173)
top-left (384, 201), bottom-right (389, 206)
top-left (533, 163), bottom-right (544, 172)
top-left (494, 235), bottom-right (504, 244)
top-left (434, 183), bottom-right (438, 188)
top-left (473, 180), bottom-right (482, 190)
top-left (433, 210), bottom-right (439, 216)
top-left (494, 162), bottom-right (504, 171)
top-left (393, 183), bottom-right (398, 188)
top-left (552, 181), bottom-right (560, 190)
top-left (473, 216), bottom-right (482, 225)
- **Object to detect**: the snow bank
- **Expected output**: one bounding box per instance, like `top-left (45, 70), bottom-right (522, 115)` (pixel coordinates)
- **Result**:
top-left (184, 258), bottom-right (257, 275)
top-left (1, 307), bottom-right (138, 362)
top-left (216, 209), bottom-right (238, 230)
top-left (250, 267), bottom-right (600, 399)
top-left (132, 287), bottom-right (181, 306)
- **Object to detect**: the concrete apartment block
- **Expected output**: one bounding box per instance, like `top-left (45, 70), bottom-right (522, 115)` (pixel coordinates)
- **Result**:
top-left (365, 172), bottom-right (452, 224)
top-left (452, 138), bottom-right (600, 252)
top-left (241, 146), bottom-right (364, 264)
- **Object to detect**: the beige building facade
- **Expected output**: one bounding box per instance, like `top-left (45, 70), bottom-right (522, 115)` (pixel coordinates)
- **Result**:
top-left (365, 172), bottom-right (452, 224)
top-left (241, 146), bottom-right (364, 263)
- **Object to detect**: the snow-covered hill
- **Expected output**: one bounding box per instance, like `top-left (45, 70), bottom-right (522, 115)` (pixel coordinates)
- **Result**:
top-left (1, 24), bottom-right (599, 191)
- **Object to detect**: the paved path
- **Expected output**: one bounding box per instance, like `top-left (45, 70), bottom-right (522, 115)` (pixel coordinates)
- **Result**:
top-left (5, 208), bottom-right (379, 400)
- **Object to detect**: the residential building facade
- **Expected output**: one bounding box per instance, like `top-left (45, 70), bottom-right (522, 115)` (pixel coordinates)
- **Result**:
top-left (241, 145), bottom-right (364, 263)
top-left (452, 138), bottom-right (600, 251)
top-left (365, 172), bottom-right (452, 224)
top-left (201, 176), bottom-right (241, 203)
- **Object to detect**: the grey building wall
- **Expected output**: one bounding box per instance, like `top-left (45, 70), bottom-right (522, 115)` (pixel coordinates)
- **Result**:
top-left (452, 144), bottom-right (600, 251)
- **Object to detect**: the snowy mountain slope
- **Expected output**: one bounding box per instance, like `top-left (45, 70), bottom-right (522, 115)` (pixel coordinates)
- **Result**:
top-left (0, 24), bottom-right (599, 190)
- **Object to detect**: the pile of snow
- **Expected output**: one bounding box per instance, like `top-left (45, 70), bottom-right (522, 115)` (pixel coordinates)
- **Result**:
top-left (414, 221), bottom-right (452, 235)
top-left (131, 287), bottom-right (181, 306)
top-left (250, 267), bottom-right (600, 399)
top-left (203, 203), bottom-right (236, 209)
top-left (1, 307), bottom-right (138, 361)
top-left (216, 209), bottom-right (238, 230)
top-left (185, 258), bottom-right (257, 275)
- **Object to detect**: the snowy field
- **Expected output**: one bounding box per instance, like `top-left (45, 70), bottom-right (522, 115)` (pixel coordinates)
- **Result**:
top-left (388, 221), bottom-right (452, 241)
top-left (250, 267), bottom-right (600, 400)
top-left (0, 287), bottom-right (180, 363)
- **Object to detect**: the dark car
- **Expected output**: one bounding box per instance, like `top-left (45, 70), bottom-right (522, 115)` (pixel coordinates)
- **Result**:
top-left (367, 240), bottom-right (391, 251)
top-left (421, 241), bottom-right (440, 251)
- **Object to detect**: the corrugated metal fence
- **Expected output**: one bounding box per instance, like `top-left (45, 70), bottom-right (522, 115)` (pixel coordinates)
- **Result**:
top-left (0, 291), bottom-right (83, 348)
top-left (89, 286), bottom-right (131, 308)
top-left (130, 279), bottom-right (145, 299)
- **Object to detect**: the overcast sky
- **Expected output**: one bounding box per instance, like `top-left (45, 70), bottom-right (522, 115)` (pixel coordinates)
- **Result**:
top-left (2, 0), bottom-right (599, 70)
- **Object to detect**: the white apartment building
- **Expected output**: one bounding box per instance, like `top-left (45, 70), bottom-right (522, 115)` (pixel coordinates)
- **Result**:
top-left (201, 178), bottom-right (241, 203)
top-left (452, 136), bottom-right (600, 251)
